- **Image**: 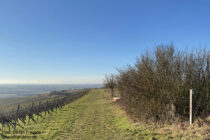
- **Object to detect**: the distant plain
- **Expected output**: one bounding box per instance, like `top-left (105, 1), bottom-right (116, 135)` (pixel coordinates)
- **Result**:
top-left (0, 84), bottom-right (102, 107)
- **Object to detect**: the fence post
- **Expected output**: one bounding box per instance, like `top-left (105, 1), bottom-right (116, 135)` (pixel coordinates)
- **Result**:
top-left (45, 101), bottom-right (48, 117)
top-left (37, 101), bottom-right (41, 121)
top-left (7, 123), bottom-right (10, 133)
top-left (53, 97), bottom-right (56, 111)
top-left (28, 102), bottom-right (34, 124)
top-left (55, 98), bottom-right (58, 110)
top-left (1, 120), bottom-right (4, 134)
top-left (62, 98), bottom-right (65, 107)
top-left (190, 89), bottom-right (193, 125)
top-left (14, 104), bottom-right (20, 131)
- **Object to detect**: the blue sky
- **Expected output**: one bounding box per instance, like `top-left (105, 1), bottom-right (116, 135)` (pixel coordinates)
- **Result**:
top-left (0, 0), bottom-right (210, 84)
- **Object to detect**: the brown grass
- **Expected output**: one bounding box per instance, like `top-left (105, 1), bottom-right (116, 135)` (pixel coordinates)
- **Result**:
top-left (156, 116), bottom-right (210, 139)
top-left (104, 89), bottom-right (210, 139)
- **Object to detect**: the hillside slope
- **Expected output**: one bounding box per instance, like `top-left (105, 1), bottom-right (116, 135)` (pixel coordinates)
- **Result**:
top-left (1, 89), bottom-right (195, 140)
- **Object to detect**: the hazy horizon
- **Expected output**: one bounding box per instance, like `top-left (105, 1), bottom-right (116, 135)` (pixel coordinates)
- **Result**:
top-left (0, 83), bottom-right (103, 99)
top-left (0, 77), bottom-right (104, 85)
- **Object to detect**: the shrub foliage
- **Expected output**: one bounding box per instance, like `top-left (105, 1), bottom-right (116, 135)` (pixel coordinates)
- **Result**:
top-left (115, 44), bottom-right (209, 123)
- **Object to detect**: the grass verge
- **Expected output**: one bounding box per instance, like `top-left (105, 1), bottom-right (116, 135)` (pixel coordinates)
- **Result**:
top-left (1, 89), bottom-right (206, 140)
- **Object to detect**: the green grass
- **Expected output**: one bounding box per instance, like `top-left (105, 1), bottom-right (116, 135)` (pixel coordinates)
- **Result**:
top-left (0, 89), bottom-right (175, 140)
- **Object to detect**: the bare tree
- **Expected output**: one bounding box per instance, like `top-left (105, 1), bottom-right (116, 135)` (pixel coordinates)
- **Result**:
top-left (104, 74), bottom-right (117, 97)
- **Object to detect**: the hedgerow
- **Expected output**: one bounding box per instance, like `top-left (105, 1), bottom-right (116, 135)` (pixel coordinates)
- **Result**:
top-left (114, 44), bottom-right (209, 123)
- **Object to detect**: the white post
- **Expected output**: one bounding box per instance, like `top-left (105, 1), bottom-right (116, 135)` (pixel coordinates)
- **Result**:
top-left (190, 89), bottom-right (193, 125)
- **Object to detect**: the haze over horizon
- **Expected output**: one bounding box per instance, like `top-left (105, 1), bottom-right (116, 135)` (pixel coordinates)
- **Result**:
top-left (0, 0), bottom-right (210, 84)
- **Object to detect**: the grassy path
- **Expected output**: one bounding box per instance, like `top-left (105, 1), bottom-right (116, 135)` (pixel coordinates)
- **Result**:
top-left (2, 90), bottom-right (169, 140)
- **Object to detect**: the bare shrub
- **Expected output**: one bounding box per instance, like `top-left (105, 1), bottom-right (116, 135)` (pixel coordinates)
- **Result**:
top-left (113, 44), bottom-right (209, 123)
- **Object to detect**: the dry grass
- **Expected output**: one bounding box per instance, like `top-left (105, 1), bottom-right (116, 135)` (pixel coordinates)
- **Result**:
top-left (103, 89), bottom-right (210, 140)
top-left (156, 114), bottom-right (208, 139)
top-left (155, 117), bottom-right (210, 140)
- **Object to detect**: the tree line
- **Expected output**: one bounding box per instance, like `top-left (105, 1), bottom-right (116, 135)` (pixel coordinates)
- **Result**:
top-left (104, 44), bottom-right (210, 123)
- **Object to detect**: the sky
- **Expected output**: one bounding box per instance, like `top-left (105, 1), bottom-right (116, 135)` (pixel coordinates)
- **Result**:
top-left (0, 0), bottom-right (210, 84)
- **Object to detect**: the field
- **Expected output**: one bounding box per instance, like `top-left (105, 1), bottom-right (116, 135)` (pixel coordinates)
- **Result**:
top-left (0, 89), bottom-right (208, 139)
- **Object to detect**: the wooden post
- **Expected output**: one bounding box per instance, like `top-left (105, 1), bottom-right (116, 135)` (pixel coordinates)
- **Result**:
top-left (7, 123), bottom-right (10, 133)
top-left (45, 101), bottom-right (48, 116)
top-left (62, 98), bottom-right (65, 106)
top-left (1, 120), bottom-right (4, 134)
top-left (53, 97), bottom-right (56, 111)
top-left (28, 102), bottom-right (34, 124)
top-left (55, 98), bottom-right (58, 110)
top-left (37, 101), bottom-right (41, 121)
top-left (14, 104), bottom-right (20, 131)
top-left (190, 89), bottom-right (193, 125)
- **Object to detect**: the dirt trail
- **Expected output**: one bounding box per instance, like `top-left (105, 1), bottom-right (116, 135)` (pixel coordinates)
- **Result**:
top-left (4, 90), bottom-right (166, 140)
